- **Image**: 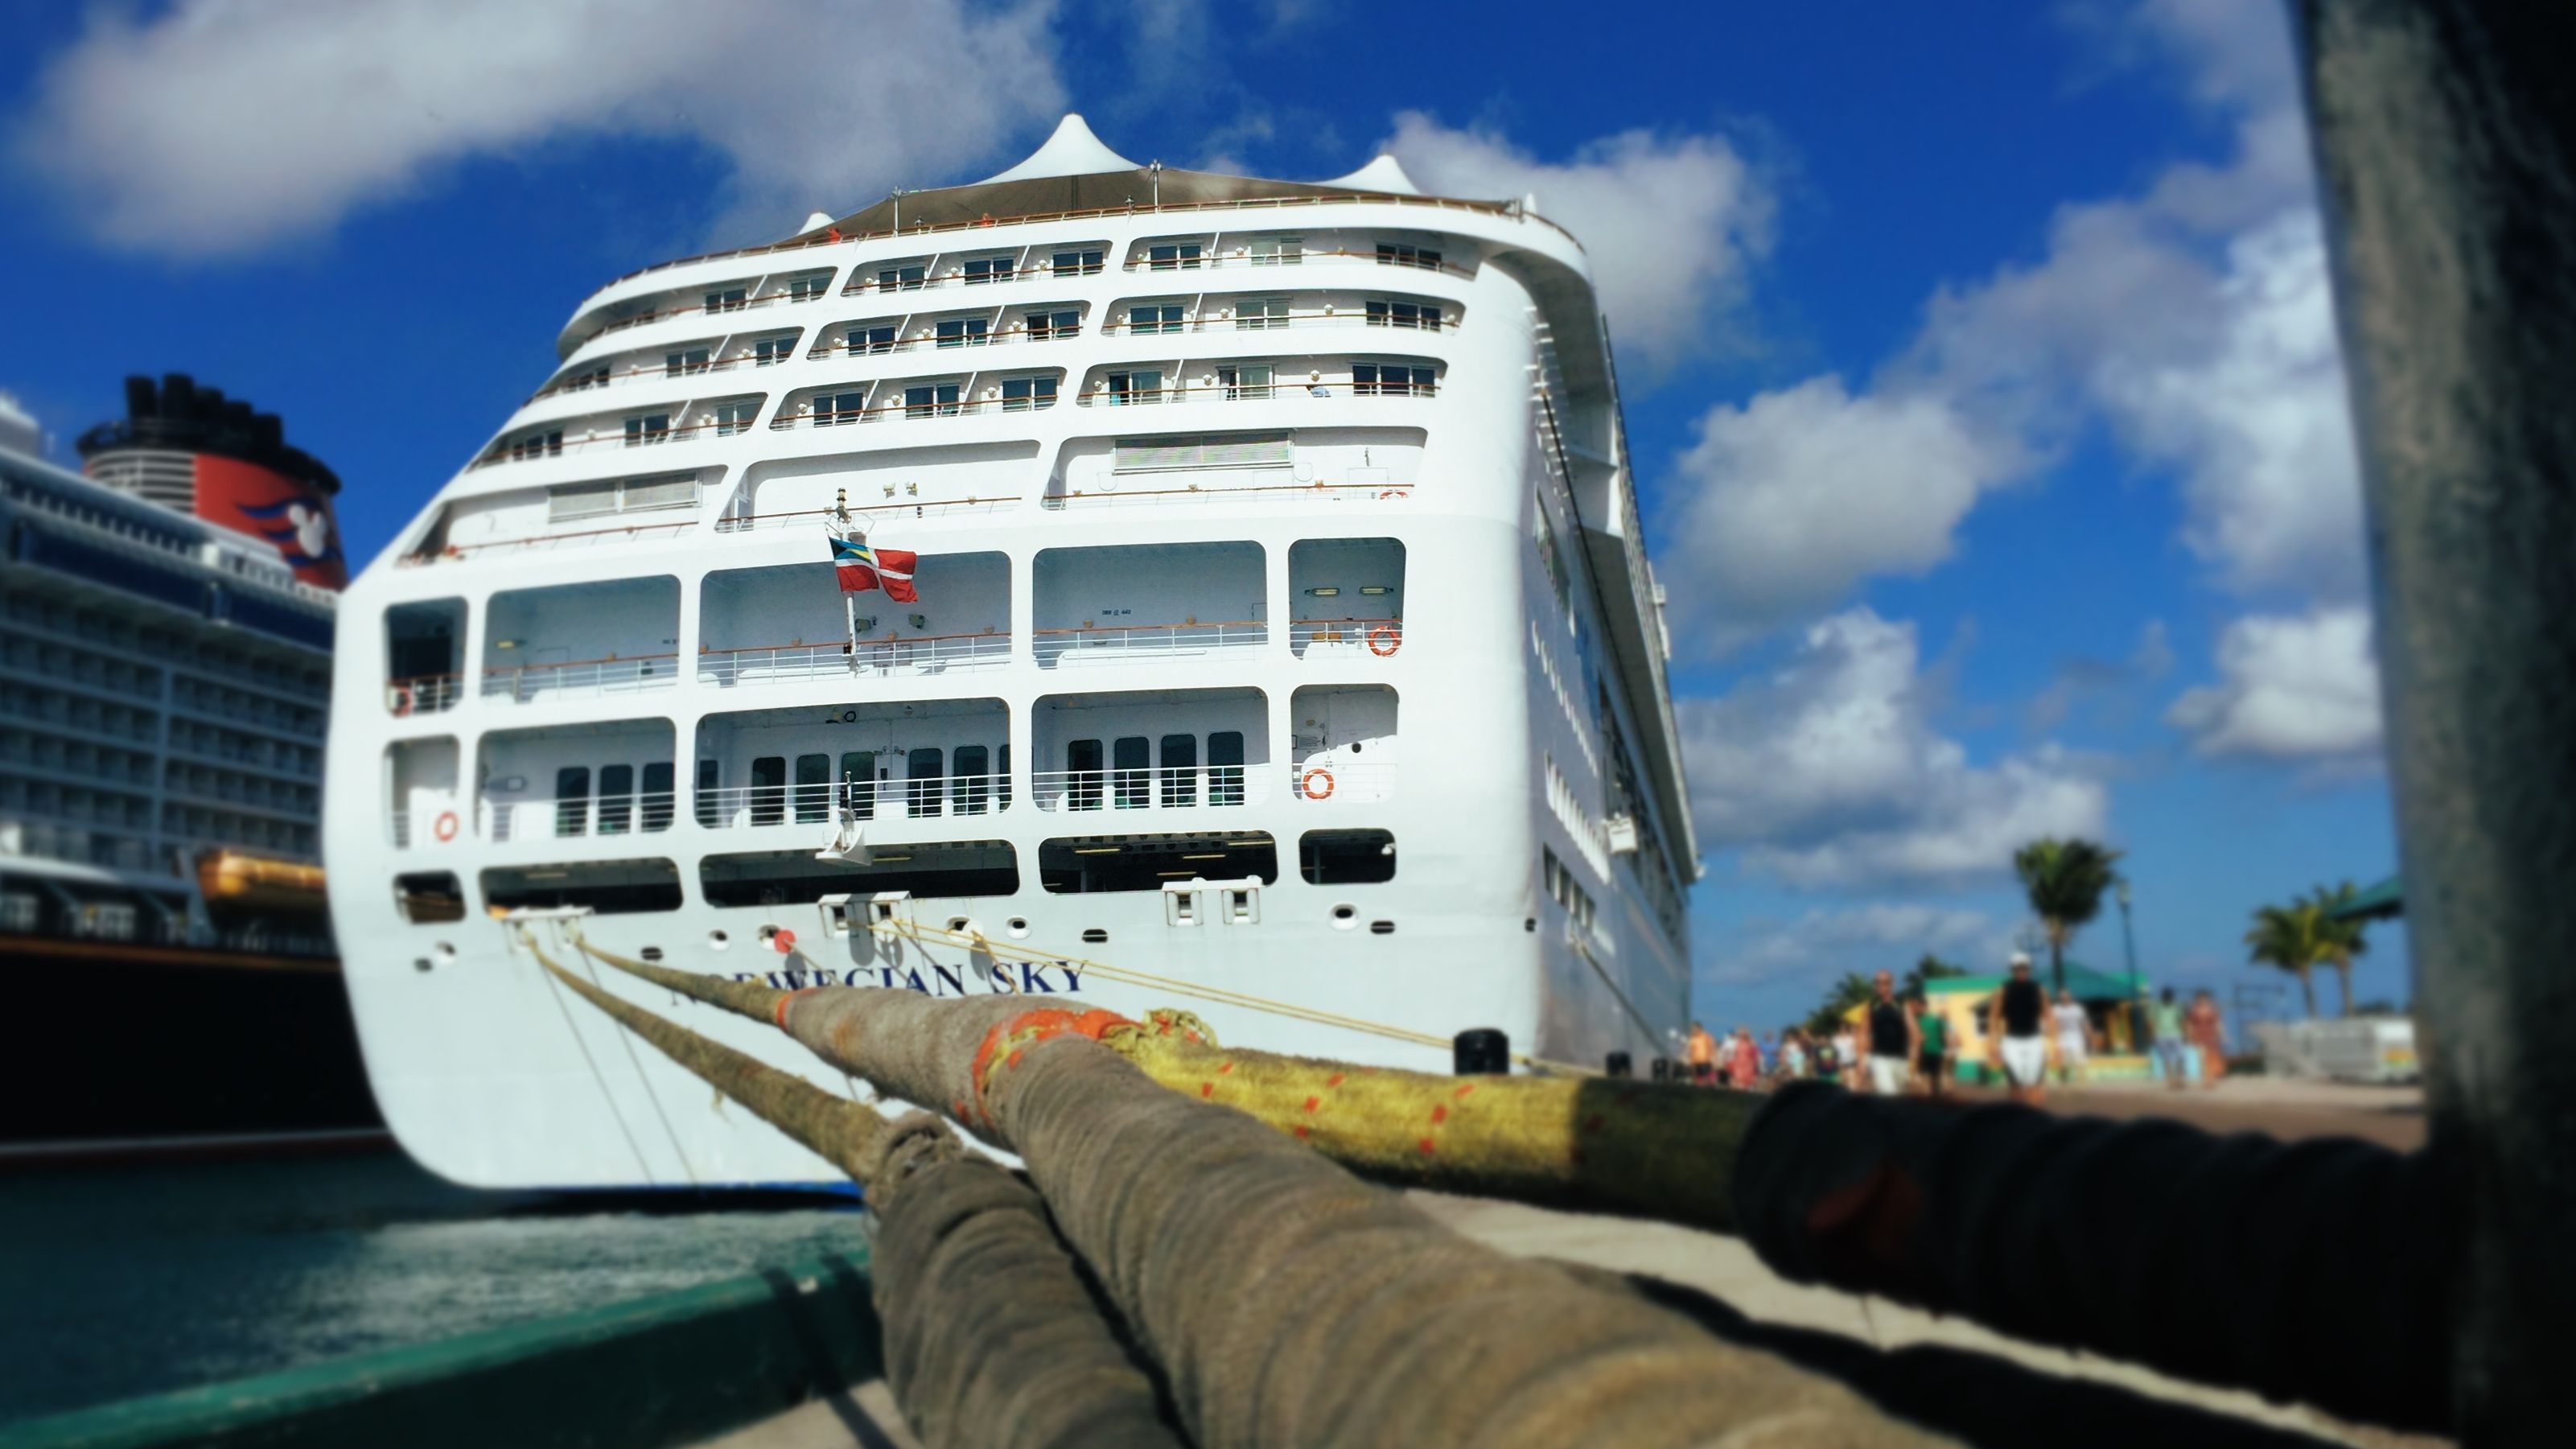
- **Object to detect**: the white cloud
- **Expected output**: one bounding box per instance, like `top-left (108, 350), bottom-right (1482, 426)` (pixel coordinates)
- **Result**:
top-left (1659, 376), bottom-right (2018, 654)
top-left (2167, 606), bottom-right (2382, 760)
top-left (13, 0), bottom-right (1066, 257)
top-left (1383, 112), bottom-right (1776, 369)
top-left (1710, 903), bottom-right (2002, 987)
top-left (1681, 608), bottom-right (2109, 887)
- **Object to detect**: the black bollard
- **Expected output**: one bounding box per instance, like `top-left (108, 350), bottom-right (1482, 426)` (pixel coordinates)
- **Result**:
top-left (1452, 1028), bottom-right (1509, 1076)
top-left (1606, 1051), bottom-right (1632, 1078)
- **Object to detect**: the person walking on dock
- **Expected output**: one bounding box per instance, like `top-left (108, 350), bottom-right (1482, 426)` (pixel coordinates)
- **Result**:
top-left (1686, 1020), bottom-right (1717, 1085)
top-left (1990, 953), bottom-right (2051, 1104)
top-left (1864, 971), bottom-right (1919, 1096)
top-left (2052, 988), bottom-right (2096, 1087)
top-left (2150, 988), bottom-right (2188, 1090)
top-left (1912, 995), bottom-right (1950, 1098)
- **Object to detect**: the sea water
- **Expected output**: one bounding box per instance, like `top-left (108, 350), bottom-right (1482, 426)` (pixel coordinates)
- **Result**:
top-left (0, 1150), bottom-right (863, 1423)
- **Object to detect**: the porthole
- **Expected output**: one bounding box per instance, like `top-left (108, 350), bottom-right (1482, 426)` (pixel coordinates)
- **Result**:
top-left (434, 941), bottom-right (458, 965)
top-left (640, 945), bottom-right (665, 962)
top-left (1006, 917), bottom-right (1031, 939)
top-left (412, 957), bottom-right (433, 974)
top-left (1081, 928), bottom-right (1109, 945)
top-left (1331, 904), bottom-right (1358, 931)
top-left (708, 928), bottom-right (731, 950)
top-left (1369, 920), bottom-right (1395, 935)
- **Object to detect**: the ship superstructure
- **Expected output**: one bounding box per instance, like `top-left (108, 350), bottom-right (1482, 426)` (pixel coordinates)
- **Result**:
top-left (327, 116), bottom-right (1698, 1189)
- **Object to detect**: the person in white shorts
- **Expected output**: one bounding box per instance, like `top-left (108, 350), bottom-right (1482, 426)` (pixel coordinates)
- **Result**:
top-left (1988, 953), bottom-right (2051, 1104)
top-left (2051, 988), bottom-right (2096, 1085)
top-left (1862, 969), bottom-right (1920, 1095)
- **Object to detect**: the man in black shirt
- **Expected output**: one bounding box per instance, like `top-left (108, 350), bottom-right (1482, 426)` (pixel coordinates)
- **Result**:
top-left (1986, 953), bottom-right (2051, 1104)
top-left (1863, 969), bottom-right (1920, 1095)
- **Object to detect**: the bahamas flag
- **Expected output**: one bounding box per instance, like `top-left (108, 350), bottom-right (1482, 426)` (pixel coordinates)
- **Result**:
top-left (830, 535), bottom-right (919, 602)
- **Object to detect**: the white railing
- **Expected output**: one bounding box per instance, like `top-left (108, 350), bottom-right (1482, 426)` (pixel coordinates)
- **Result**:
top-left (1041, 481), bottom-right (1409, 511)
top-left (1288, 618), bottom-right (1404, 658)
top-left (412, 514), bottom-right (698, 564)
top-left (710, 496), bottom-right (1022, 534)
top-left (1072, 381), bottom-right (1438, 407)
top-left (1286, 760), bottom-right (1397, 804)
top-left (1033, 620), bottom-right (1267, 669)
top-left (1031, 766), bottom-right (1267, 813)
top-left (482, 655), bottom-right (682, 702)
top-left (697, 774), bottom-right (1010, 829)
top-left (387, 673), bottom-right (462, 715)
top-left (697, 633), bottom-right (1010, 687)
top-left (479, 791), bottom-right (680, 843)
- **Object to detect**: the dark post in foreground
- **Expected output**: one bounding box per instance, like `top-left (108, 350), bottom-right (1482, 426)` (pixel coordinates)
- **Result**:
top-left (2295, 3), bottom-right (2576, 1439)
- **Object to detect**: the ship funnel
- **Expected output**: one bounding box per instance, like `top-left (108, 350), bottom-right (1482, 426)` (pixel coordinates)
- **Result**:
top-left (124, 375), bottom-right (157, 419)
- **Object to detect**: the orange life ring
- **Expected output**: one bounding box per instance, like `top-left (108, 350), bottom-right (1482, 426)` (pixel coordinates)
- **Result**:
top-left (1302, 768), bottom-right (1335, 801)
top-left (1376, 488), bottom-right (1409, 500)
top-left (1366, 625), bottom-right (1401, 657)
top-left (432, 810), bottom-right (459, 843)
top-left (390, 685), bottom-right (414, 718)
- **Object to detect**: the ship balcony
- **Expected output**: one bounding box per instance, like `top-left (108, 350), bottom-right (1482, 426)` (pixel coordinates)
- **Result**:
top-left (385, 598), bottom-right (465, 717)
top-left (698, 556), bottom-right (1010, 690)
top-left (471, 396), bottom-right (766, 470)
top-left (1287, 537), bottom-right (1405, 660)
top-left (472, 719), bottom-right (674, 845)
top-left (479, 787), bottom-right (679, 844)
top-left (691, 698), bottom-right (1010, 839)
top-left (529, 328), bottom-right (804, 406)
top-left (1033, 686), bottom-right (1272, 817)
top-left (1034, 541), bottom-right (1265, 673)
top-left (1031, 764), bottom-right (1264, 813)
top-left (482, 578), bottom-right (681, 707)
top-left (1032, 620), bottom-right (1269, 669)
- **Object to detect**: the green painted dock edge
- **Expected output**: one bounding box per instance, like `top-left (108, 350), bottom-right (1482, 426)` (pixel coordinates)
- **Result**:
top-left (2, 1250), bottom-right (885, 1449)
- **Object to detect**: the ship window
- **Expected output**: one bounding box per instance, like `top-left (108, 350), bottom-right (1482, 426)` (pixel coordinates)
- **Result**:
top-left (1126, 304), bottom-right (1183, 335)
top-left (750, 755), bottom-right (785, 825)
top-left (695, 758), bottom-right (719, 826)
top-left (704, 287), bottom-right (747, 313)
top-left (1208, 731), bottom-right (1245, 807)
top-left (1113, 736), bottom-right (1150, 809)
top-left (1002, 377), bottom-right (1058, 411)
top-left (549, 480), bottom-right (619, 522)
top-left (754, 335), bottom-right (798, 366)
top-left (794, 752), bottom-right (830, 822)
top-left (640, 762), bottom-right (674, 832)
top-left (1364, 299), bottom-right (1440, 331)
top-left (1234, 297), bottom-right (1289, 331)
top-left (904, 385), bottom-right (961, 418)
top-left (847, 324), bottom-right (895, 356)
top-left (713, 401), bottom-right (758, 437)
top-left (1301, 829), bottom-right (1395, 885)
top-left (665, 348), bottom-right (710, 377)
top-left (878, 264), bottom-right (927, 291)
top-left (1112, 433), bottom-right (1290, 472)
top-left (907, 748), bottom-right (944, 817)
top-left (1220, 364), bottom-right (1274, 401)
top-left (1026, 309), bottom-right (1080, 341)
top-left (508, 429), bottom-right (563, 462)
top-left (935, 318), bottom-right (990, 348)
top-left (598, 764), bottom-right (636, 835)
top-left (623, 413), bottom-right (671, 446)
top-left (787, 272), bottom-right (831, 302)
top-left (1147, 242), bottom-right (1204, 271)
top-left (1158, 734), bottom-right (1196, 808)
top-left (816, 389), bottom-right (866, 426)
top-left (1374, 242), bottom-right (1442, 270)
top-left (1352, 364), bottom-right (1434, 397)
top-left (700, 845), bottom-right (1018, 907)
top-left (954, 745), bottom-right (990, 815)
top-left (554, 766), bottom-right (591, 837)
top-left (484, 858), bottom-right (682, 916)
top-left (839, 751), bottom-right (877, 821)
top-left (620, 475), bottom-right (697, 511)
top-left (394, 871), bottom-right (467, 924)
top-left (1106, 370), bottom-right (1164, 406)
top-left (1066, 739), bottom-right (1103, 811)
top-left (1039, 834), bottom-right (1277, 894)
top-left (1051, 249), bottom-right (1104, 276)
top-left (998, 743), bottom-right (1012, 810)
top-left (964, 257), bottom-right (1014, 284)
top-left (1248, 237), bottom-right (1302, 267)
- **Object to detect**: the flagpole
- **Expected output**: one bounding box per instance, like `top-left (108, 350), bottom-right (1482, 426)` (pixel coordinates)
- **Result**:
top-left (833, 488), bottom-right (861, 675)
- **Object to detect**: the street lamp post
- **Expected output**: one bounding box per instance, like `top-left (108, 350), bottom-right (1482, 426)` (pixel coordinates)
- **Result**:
top-left (2118, 879), bottom-right (2138, 994)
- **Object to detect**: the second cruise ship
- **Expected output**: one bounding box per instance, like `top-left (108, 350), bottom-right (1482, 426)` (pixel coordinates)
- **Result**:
top-left (326, 116), bottom-right (1699, 1190)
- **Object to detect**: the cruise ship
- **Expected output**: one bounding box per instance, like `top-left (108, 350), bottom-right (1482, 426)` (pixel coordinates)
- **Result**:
top-left (327, 116), bottom-right (1698, 1190)
top-left (0, 378), bottom-right (371, 1148)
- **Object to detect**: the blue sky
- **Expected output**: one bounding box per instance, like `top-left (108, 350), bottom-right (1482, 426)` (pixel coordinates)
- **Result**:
top-left (0, 0), bottom-right (2405, 1031)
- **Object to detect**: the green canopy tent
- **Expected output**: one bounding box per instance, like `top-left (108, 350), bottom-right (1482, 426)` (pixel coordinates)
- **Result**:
top-left (2330, 876), bottom-right (2405, 922)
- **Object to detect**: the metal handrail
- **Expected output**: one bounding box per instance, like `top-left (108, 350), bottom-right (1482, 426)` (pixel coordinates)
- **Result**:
top-left (386, 673), bottom-right (463, 714)
top-left (1034, 620), bottom-right (1268, 666)
top-left (472, 412), bottom-right (761, 468)
top-left (697, 632), bottom-right (1010, 685)
top-left (1287, 618), bottom-right (1405, 655)
top-left (711, 496), bottom-right (1020, 533)
top-left (1072, 380), bottom-right (1437, 406)
top-left (1031, 765), bottom-right (1266, 813)
top-left (481, 653), bottom-right (681, 702)
top-left (697, 773), bottom-right (1010, 829)
top-left (479, 790), bottom-right (681, 843)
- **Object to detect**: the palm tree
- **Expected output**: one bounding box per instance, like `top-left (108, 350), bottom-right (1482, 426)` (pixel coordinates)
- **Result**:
top-left (2013, 838), bottom-right (2124, 994)
top-left (1804, 973), bottom-right (1875, 1037)
top-left (2245, 899), bottom-right (2330, 1017)
top-left (2305, 882), bottom-right (2372, 1017)
top-left (1903, 953), bottom-right (1969, 1002)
